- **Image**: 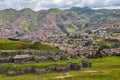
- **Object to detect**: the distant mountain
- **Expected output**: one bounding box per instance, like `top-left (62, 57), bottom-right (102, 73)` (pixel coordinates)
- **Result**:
top-left (0, 7), bottom-right (120, 39)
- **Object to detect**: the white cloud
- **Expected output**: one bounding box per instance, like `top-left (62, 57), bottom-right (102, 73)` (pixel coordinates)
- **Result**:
top-left (0, 0), bottom-right (120, 11)
top-left (94, 6), bottom-right (120, 9)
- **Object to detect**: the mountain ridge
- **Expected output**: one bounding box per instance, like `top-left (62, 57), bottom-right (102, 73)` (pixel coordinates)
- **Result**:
top-left (0, 7), bottom-right (120, 40)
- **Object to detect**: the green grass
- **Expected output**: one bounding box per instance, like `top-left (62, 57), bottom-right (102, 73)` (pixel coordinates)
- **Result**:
top-left (0, 56), bottom-right (120, 80)
top-left (92, 39), bottom-right (120, 48)
top-left (0, 38), bottom-right (58, 50)
top-left (30, 43), bottom-right (58, 50)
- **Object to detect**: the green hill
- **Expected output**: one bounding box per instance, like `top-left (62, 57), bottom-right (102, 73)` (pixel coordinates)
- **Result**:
top-left (0, 38), bottom-right (58, 50)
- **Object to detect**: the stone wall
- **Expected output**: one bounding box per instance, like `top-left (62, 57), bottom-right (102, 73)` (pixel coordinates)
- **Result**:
top-left (0, 61), bottom-right (92, 76)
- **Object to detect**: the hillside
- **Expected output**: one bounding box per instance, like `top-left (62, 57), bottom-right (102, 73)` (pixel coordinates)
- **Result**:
top-left (0, 7), bottom-right (120, 39)
top-left (0, 38), bottom-right (58, 50)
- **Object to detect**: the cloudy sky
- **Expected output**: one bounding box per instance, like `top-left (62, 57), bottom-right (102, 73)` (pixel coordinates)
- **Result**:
top-left (0, 0), bottom-right (120, 11)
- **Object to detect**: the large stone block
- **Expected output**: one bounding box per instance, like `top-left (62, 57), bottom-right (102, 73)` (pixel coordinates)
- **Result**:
top-left (81, 61), bottom-right (92, 68)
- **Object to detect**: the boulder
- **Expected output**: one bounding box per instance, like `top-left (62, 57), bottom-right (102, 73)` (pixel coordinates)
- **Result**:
top-left (67, 62), bottom-right (82, 70)
top-left (81, 61), bottom-right (92, 68)
top-left (6, 71), bottom-right (20, 76)
top-left (0, 68), bottom-right (7, 74)
top-left (34, 69), bottom-right (46, 75)
top-left (55, 67), bottom-right (68, 72)
top-left (21, 67), bottom-right (34, 74)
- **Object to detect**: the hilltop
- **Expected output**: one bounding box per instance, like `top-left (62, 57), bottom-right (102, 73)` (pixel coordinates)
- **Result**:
top-left (0, 38), bottom-right (58, 50)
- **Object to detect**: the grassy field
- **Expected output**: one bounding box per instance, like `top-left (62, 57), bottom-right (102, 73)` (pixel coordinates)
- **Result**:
top-left (0, 38), bottom-right (58, 50)
top-left (0, 56), bottom-right (120, 80)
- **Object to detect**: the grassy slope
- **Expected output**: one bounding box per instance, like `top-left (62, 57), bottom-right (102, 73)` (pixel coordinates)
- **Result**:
top-left (0, 38), bottom-right (57, 50)
top-left (92, 39), bottom-right (120, 48)
top-left (0, 56), bottom-right (120, 80)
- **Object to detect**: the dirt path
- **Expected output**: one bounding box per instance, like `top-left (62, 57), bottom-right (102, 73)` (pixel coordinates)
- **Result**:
top-left (83, 70), bottom-right (98, 73)
top-left (54, 70), bottom-right (98, 79)
top-left (54, 73), bottom-right (76, 79)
